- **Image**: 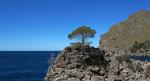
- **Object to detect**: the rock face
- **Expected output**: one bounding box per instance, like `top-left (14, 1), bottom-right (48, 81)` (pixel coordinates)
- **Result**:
top-left (45, 45), bottom-right (150, 81)
top-left (100, 10), bottom-right (150, 52)
top-left (104, 51), bottom-right (150, 81)
top-left (45, 45), bottom-right (107, 81)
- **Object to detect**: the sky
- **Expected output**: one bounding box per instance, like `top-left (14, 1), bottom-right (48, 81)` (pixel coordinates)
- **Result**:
top-left (0, 0), bottom-right (150, 51)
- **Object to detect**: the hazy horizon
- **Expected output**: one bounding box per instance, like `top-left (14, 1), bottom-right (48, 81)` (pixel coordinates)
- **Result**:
top-left (0, 0), bottom-right (150, 51)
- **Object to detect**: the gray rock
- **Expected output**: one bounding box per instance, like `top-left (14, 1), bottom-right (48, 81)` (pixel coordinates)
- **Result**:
top-left (82, 74), bottom-right (91, 81)
top-left (91, 76), bottom-right (104, 81)
top-left (45, 45), bottom-right (150, 81)
top-left (67, 78), bottom-right (76, 81)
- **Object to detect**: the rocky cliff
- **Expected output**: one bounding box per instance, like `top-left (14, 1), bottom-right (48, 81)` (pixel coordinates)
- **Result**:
top-left (100, 10), bottom-right (150, 52)
top-left (45, 10), bottom-right (150, 81)
top-left (45, 45), bottom-right (150, 81)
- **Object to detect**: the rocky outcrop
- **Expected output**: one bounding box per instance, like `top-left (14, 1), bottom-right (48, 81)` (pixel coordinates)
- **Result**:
top-left (45, 45), bottom-right (150, 81)
top-left (45, 45), bottom-right (107, 81)
top-left (100, 10), bottom-right (150, 52)
top-left (104, 51), bottom-right (150, 81)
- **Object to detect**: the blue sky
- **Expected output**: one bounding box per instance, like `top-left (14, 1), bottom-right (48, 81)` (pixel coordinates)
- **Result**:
top-left (0, 0), bottom-right (150, 51)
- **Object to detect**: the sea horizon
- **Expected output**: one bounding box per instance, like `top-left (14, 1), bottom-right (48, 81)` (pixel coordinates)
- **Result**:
top-left (0, 50), bottom-right (61, 52)
top-left (0, 51), bottom-right (61, 52)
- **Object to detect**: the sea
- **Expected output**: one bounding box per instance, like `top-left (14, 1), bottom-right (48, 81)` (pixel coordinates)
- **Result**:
top-left (0, 51), bottom-right (60, 81)
top-left (130, 56), bottom-right (150, 62)
top-left (0, 51), bottom-right (150, 81)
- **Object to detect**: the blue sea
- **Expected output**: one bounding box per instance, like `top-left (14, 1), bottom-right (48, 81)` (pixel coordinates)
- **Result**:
top-left (0, 51), bottom-right (60, 81)
top-left (130, 56), bottom-right (150, 62)
top-left (0, 51), bottom-right (149, 81)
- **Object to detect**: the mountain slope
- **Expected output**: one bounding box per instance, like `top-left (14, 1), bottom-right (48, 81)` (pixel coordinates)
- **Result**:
top-left (100, 10), bottom-right (150, 52)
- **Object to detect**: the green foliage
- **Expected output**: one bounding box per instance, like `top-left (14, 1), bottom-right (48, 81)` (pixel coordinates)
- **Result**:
top-left (68, 26), bottom-right (96, 45)
top-left (71, 42), bottom-right (82, 47)
top-left (130, 40), bottom-right (150, 53)
top-left (71, 42), bottom-right (92, 47)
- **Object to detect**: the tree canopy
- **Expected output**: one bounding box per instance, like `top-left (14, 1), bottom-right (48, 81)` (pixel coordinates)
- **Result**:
top-left (68, 26), bottom-right (96, 45)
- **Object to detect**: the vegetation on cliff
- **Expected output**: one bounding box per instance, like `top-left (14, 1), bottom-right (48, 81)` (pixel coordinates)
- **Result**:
top-left (68, 26), bottom-right (96, 54)
top-left (68, 26), bottom-right (96, 46)
top-left (45, 10), bottom-right (150, 81)
top-left (130, 40), bottom-right (150, 53)
top-left (100, 10), bottom-right (150, 52)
